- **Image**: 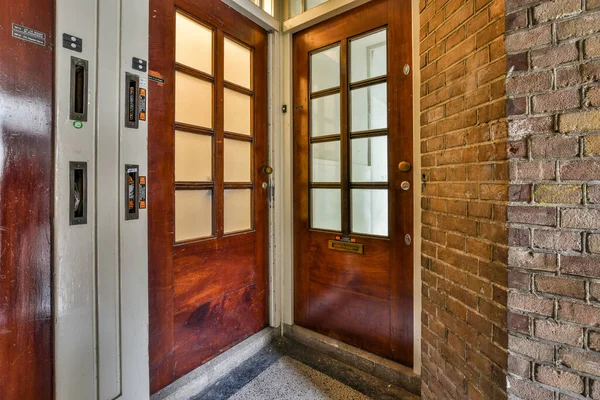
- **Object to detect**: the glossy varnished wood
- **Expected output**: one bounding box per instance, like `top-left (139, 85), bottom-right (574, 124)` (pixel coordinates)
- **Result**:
top-left (0, 1), bottom-right (54, 399)
top-left (148, 0), bottom-right (268, 393)
top-left (293, 0), bottom-right (414, 367)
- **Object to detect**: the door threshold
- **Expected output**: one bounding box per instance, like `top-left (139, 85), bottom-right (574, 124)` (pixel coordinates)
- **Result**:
top-left (283, 324), bottom-right (421, 396)
top-left (151, 327), bottom-right (278, 400)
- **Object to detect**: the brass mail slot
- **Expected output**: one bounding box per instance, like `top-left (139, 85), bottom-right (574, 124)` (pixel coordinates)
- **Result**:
top-left (328, 240), bottom-right (364, 254)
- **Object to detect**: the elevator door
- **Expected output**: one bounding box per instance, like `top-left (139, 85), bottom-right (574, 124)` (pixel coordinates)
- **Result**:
top-left (148, 0), bottom-right (269, 392)
top-left (293, 0), bottom-right (414, 366)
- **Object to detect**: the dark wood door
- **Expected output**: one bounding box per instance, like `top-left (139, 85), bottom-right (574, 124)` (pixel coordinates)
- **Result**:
top-left (293, 0), bottom-right (414, 366)
top-left (0, 0), bottom-right (54, 398)
top-left (148, 0), bottom-right (269, 392)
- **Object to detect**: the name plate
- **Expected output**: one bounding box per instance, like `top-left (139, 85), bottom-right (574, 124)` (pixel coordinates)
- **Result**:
top-left (328, 240), bottom-right (364, 254)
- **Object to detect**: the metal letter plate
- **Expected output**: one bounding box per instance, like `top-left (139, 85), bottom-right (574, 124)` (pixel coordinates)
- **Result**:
top-left (328, 240), bottom-right (364, 254)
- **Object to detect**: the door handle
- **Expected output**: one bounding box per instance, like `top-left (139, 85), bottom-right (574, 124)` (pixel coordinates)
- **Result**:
top-left (398, 161), bottom-right (412, 172)
top-left (261, 166), bottom-right (273, 175)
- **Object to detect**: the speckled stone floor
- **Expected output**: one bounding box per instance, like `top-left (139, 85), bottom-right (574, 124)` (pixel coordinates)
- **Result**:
top-left (194, 338), bottom-right (420, 400)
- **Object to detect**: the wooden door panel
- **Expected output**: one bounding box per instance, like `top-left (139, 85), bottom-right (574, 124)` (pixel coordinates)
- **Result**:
top-left (308, 232), bottom-right (390, 299)
top-left (307, 281), bottom-right (391, 357)
top-left (172, 284), bottom-right (265, 377)
top-left (293, 0), bottom-right (414, 366)
top-left (149, 0), bottom-right (268, 392)
top-left (0, 1), bottom-right (54, 399)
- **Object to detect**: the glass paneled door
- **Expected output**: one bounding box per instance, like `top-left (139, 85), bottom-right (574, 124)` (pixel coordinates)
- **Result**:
top-left (148, 0), bottom-right (269, 393)
top-left (293, 0), bottom-right (414, 366)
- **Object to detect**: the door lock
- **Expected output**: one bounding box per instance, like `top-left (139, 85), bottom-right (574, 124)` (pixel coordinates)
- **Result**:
top-left (401, 181), bottom-right (411, 191)
top-left (398, 161), bottom-right (412, 172)
top-left (262, 166), bottom-right (274, 175)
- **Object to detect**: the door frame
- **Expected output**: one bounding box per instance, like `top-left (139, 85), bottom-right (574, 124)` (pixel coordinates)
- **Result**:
top-left (275, 0), bottom-right (423, 373)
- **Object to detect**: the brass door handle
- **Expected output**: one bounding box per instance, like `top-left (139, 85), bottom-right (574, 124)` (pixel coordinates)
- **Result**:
top-left (398, 161), bottom-right (412, 172)
top-left (262, 166), bottom-right (274, 175)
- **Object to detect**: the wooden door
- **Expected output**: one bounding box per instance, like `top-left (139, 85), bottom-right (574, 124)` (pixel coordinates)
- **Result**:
top-left (148, 0), bottom-right (269, 392)
top-left (293, 0), bottom-right (414, 366)
top-left (0, 1), bottom-right (54, 399)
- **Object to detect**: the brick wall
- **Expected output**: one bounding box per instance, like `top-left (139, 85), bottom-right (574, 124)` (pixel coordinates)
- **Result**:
top-left (419, 0), bottom-right (508, 398)
top-left (505, 0), bottom-right (600, 398)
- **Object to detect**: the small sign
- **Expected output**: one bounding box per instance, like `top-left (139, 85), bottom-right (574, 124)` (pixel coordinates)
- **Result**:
top-left (12, 24), bottom-right (46, 47)
top-left (328, 240), bottom-right (364, 254)
top-left (148, 70), bottom-right (165, 86)
top-left (139, 88), bottom-right (147, 121)
top-left (62, 33), bottom-right (82, 52)
top-left (139, 176), bottom-right (147, 209)
top-left (133, 57), bottom-right (147, 72)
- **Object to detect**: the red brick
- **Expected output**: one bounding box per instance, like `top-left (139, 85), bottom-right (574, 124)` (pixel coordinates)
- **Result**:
top-left (532, 89), bottom-right (580, 114)
top-left (535, 320), bottom-right (583, 347)
top-left (556, 10), bottom-right (600, 40)
top-left (558, 300), bottom-right (600, 326)
top-left (536, 275), bottom-right (586, 299)
top-left (585, 36), bottom-right (600, 59)
top-left (508, 311), bottom-right (530, 333)
top-left (587, 86), bottom-right (600, 107)
top-left (535, 365), bottom-right (584, 394)
top-left (561, 255), bottom-right (600, 279)
top-left (506, 25), bottom-right (552, 53)
top-left (506, 71), bottom-right (553, 96)
top-left (559, 347), bottom-right (600, 377)
top-left (508, 206), bottom-right (556, 226)
top-left (530, 136), bottom-right (579, 159)
top-left (508, 116), bottom-right (554, 138)
top-left (508, 292), bottom-right (554, 316)
top-left (507, 376), bottom-right (554, 400)
top-left (508, 334), bottom-right (554, 361)
top-left (508, 249), bottom-right (556, 271)
top-left (533, 0), bottom-right (582, 23)
top-left (560, 160), bottom-right (600, 181)
top-left (531, 43), bottom-right (579, 69)
top-left (533, 229), bottom-right (582, 252)
top-left (561, 208), bottom-right (600, 230)
top-left (590, 185), bottom-right (600, 204)
top-left (506, 10), bottom-right (526, 32)
top-left (556, 65), bottom-right (583, 88)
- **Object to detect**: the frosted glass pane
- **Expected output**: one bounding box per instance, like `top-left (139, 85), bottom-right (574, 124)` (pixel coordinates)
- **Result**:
top-left (351, 189), bottom-right (388, 236)
top-left (351, 136), bottom-right (388, 182)
top-left (224, 89), bottom-right (251, 135)
top-left (224, 189), bottom-right (252, 233)
top-left (288, 0), bottom-right (302, 17)
top-left (263, 0), bottom-right (274, 15)
top-left (307, 0), bottom-right (328, 10)
top-left (175, 13), bottom-right (213, 75)
top-left (311, 141), bottom-right (340, 182)
top-left (175, 190), bottom-right (212, 242)
top-left (311, 93), bottom-right (340, 137)
top-left (311, 189), bottom-right (341, 231)
top-left (175, 72), bottom-right (213, 128)
top-left (350, 29), bottom-right (387, 83)
top-left (224, 139), bottom-right (251, 182)
top-left (351, 83), bottom-right (387, 132)
top-left (175, 131), bottom-right (212, 182)
top-left (224, 38), bottom-right (251, 89)
top-left (311, 46), bottom-right (340, 92)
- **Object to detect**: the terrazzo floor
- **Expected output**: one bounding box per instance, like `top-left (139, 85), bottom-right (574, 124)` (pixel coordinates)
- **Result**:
top-left (194, 338), bottom-right (420, 400)
top-left (228, 356), bottom-right (370, 400)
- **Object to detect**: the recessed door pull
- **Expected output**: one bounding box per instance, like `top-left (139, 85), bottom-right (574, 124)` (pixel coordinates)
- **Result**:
top-left (69, 162), bottom-right (87, 225)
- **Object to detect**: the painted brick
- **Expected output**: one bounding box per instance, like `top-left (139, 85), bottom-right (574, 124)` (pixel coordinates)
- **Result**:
top-left (510, 161), bottom-right (556, 181)
top-left (536, 276), bottom-right (586, 299)
top-left (508, 116), bottom-right (553, 138)
top-left (535, 320), bottom-right (583, 347)
top-left (535, 365), bottom-right (584, 394)
top-left (533, 185), bottom-right (582, 204)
